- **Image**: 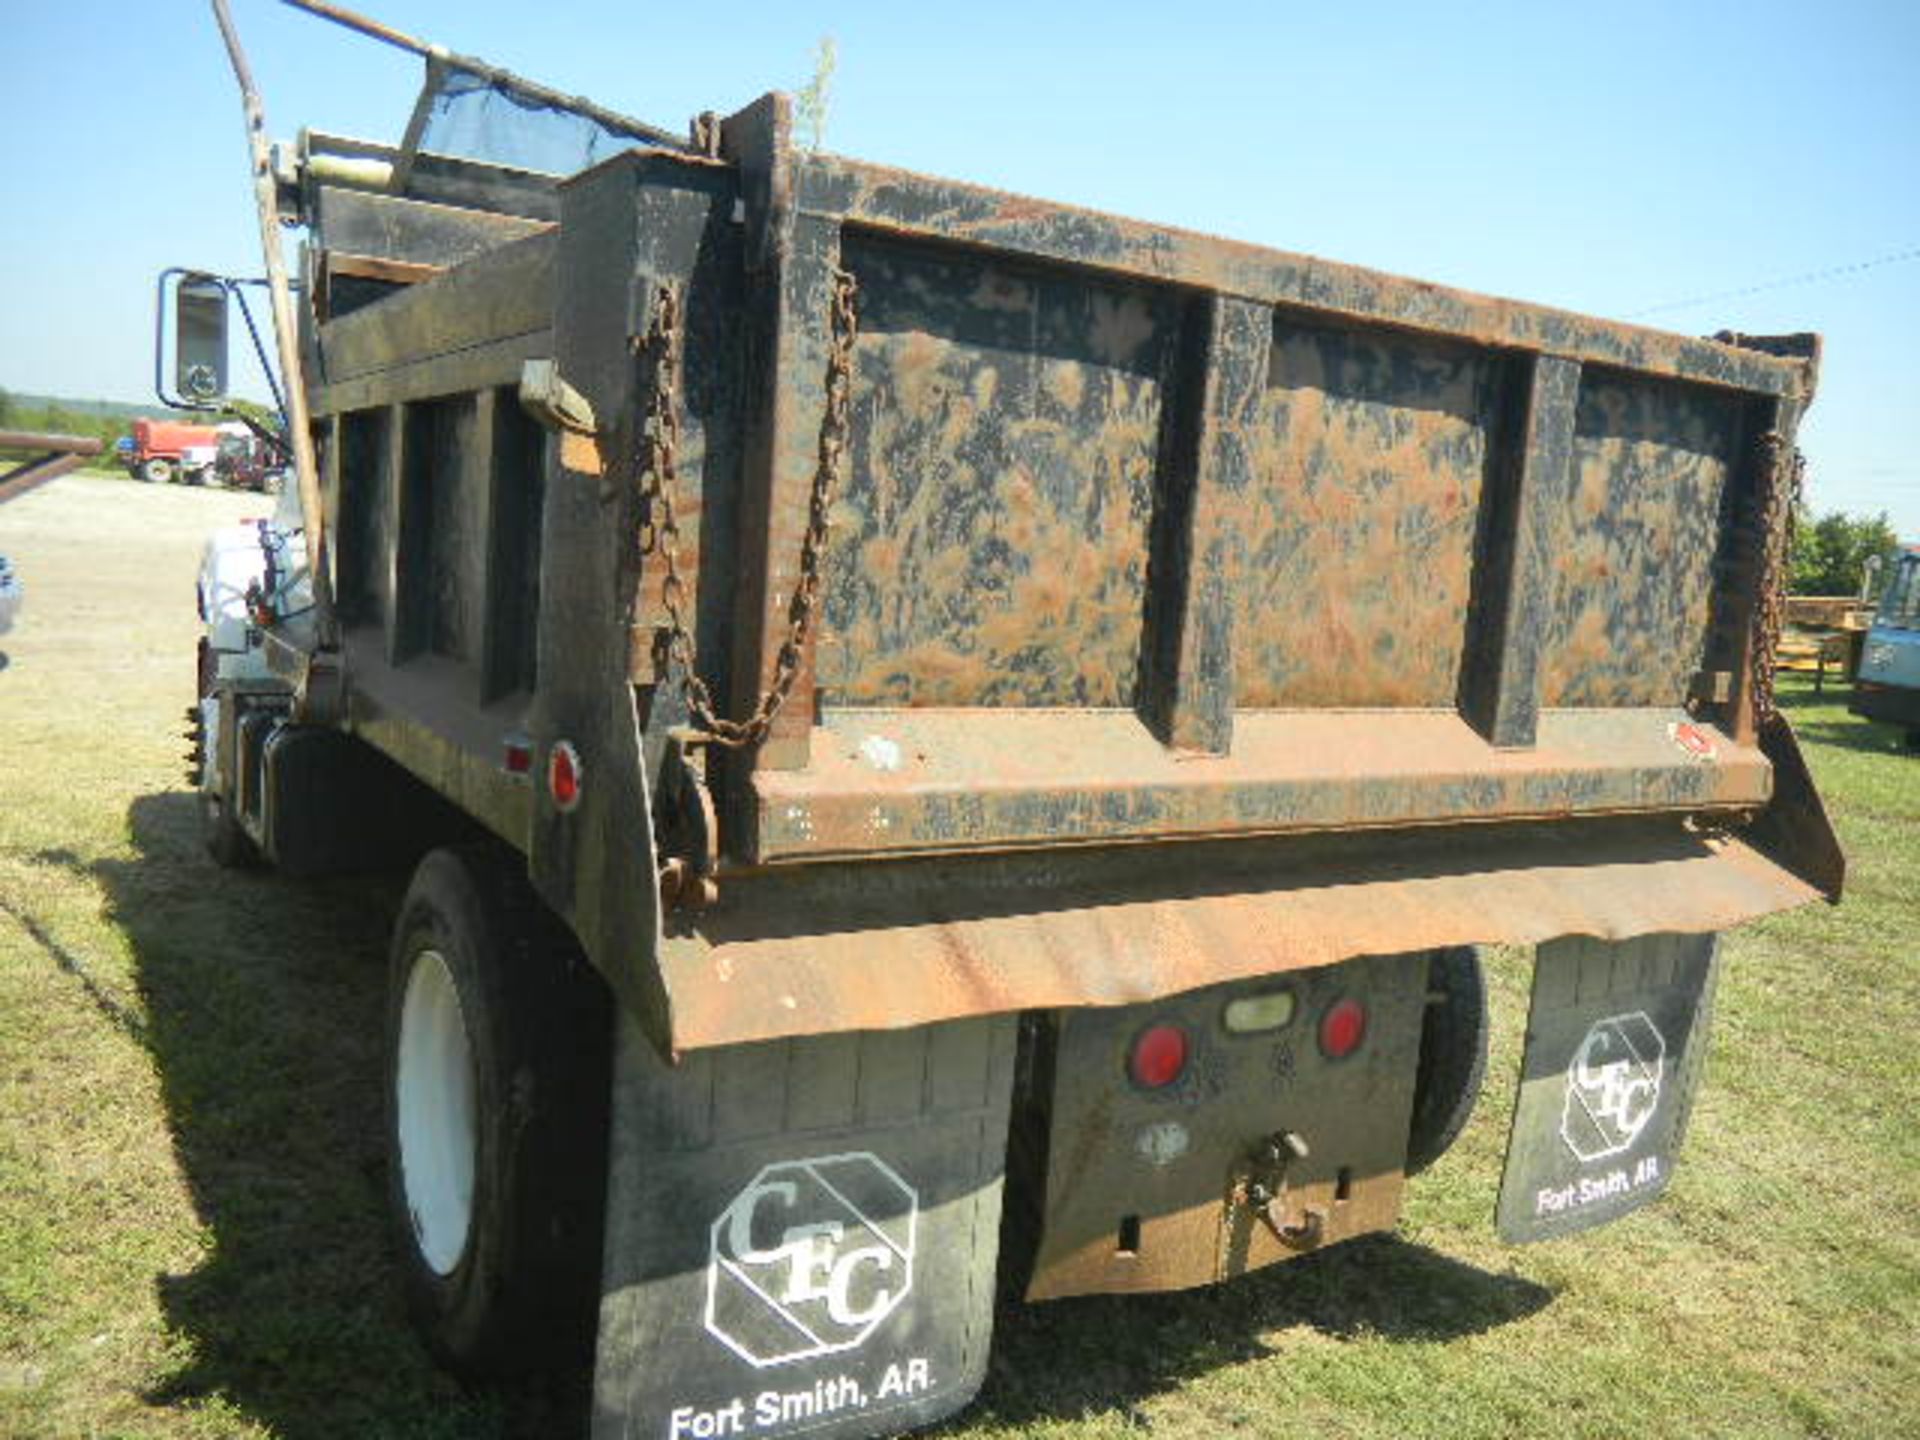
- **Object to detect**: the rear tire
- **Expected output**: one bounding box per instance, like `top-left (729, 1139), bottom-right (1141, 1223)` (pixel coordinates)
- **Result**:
top-left (1405, 946), bottom-right (1490, 1175)
top-left (385, 846), bottom-right (613, 1378)
top-left (140, 458), bottom-right (173, 484)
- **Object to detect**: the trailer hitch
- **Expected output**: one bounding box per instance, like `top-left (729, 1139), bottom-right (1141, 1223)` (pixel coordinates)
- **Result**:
top-left (1237, 1129), bottom-right (1325, 1251)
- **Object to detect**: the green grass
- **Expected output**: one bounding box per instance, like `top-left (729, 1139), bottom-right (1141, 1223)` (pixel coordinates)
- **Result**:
top-left (2, 474), bottom-right (1917, 1437)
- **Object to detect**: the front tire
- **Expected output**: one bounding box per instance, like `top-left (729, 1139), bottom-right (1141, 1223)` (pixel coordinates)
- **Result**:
top-left (385, 846), bottom-right (613, 1377)
top-left (140, 457), bottom-right (173, 484)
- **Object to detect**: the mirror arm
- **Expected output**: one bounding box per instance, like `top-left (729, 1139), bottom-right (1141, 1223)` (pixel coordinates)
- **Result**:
top-left (211, 0), bottom-right (338, 650)
top-left (229, 281), bottom-right (290, 427)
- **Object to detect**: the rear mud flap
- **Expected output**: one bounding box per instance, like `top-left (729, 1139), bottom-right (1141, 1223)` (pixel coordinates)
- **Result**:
top-left (592, 1015), bottom-right (1016, 1440)
top-left (1497, 933), bottom-right (1720, 1243)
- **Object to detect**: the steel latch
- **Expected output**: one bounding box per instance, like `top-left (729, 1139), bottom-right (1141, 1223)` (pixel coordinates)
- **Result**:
top-left (517, 358), bottom-right (597, 436)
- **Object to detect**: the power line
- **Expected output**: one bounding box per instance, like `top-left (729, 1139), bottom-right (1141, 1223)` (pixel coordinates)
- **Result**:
top-left (1626, 244), bottom-right (1920, 319)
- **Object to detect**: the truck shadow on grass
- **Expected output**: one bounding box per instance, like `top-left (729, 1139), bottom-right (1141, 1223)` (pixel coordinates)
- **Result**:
top-left (963, 1239), bottom-right (1551, 1430)
top-left (82, 792), bottom-right (585, 1440)
top-left (88, 791), bottom-right (1550, 1440)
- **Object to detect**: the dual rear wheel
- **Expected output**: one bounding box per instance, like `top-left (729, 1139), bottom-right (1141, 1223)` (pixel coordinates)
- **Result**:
top-left (384, 847), bottom-right (613, 1376)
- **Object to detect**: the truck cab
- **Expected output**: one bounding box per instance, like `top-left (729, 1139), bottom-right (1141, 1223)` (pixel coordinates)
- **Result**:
top-left (1852, 546), bottom-right (1920, 743)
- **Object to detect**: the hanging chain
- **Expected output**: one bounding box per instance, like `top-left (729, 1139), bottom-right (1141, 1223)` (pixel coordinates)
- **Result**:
top-left (1749, 429), bottom-right (1804, 727)
top-left (635, 271), bottom-right (859, 748)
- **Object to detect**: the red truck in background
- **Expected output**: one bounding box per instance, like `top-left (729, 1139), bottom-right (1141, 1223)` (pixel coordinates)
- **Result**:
top-left (127, 418), bottom-right (222, 484)
top-left (212, 426), bottom-right (286, 493)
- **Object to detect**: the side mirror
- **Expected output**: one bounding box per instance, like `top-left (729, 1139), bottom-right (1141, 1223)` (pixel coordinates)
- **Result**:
top-left (175, 275), bottom-right (231, 404)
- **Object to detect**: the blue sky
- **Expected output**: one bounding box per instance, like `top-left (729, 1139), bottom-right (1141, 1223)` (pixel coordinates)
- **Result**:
top-left (3, 0), bottom-right (1915, 533)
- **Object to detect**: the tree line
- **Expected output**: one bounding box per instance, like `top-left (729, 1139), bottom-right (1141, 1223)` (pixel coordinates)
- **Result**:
top-left (0, 386), bottom-right (186, 460)
top-left (1790, 506), bottom-right (1901, 598)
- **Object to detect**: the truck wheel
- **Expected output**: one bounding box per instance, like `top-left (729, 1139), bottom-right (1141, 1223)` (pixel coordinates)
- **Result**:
top-left (194, 646), bottom-right (260, 869)
top-left (141, 458), bottom-right (173, 484)
top-left (386, 846), bottom-right (613, 1378)
top-left (1405, 945), bottom-right (1489, 1175)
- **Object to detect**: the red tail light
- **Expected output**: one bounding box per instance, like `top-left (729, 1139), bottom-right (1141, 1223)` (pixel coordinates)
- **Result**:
top-left (1319, 997), bottom-right (1368, 1059)
top-left (548, 741), bottom-right (583, 812)
top-left (1128, 1024), bottom-right (1190, 1089)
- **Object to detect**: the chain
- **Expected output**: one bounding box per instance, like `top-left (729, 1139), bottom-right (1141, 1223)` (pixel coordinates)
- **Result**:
top-left (634, 271), bottom-right (859, 749)
top-left (1749, 429), bottom-right (1804, 727)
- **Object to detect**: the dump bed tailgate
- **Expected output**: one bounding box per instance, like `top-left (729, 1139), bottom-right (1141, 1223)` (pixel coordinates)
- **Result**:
top-left (702, 142), bottom-right (1818, 865)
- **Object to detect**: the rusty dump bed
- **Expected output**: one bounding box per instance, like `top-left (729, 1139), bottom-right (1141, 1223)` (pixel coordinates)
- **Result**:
top-left (295, 97), bottom-right (1840, 1050)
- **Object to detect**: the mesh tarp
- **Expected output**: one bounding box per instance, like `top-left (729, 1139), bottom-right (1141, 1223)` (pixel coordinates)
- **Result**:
top-left (416, 65), bottom-right (660, 176)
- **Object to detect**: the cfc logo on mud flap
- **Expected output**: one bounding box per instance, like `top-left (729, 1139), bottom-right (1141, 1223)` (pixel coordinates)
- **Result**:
top-left (1561, 1012), bottom-right (1665, 1162)
top-left (705, 1153), bottom-right (917, 1368)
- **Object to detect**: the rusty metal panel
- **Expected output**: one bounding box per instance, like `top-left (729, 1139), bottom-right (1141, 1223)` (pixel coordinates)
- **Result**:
top-left (1147, 295), bottom-right (1271, 754)
top-left (395, 393), bottom-right (485, 666)
top-left (749, 709), bottom-right (1771, 862)
top-left (480, 389), bottom-right (547, 700)
top-left (817, 234), bottom-right (1179, 708)
top-left (1459, 355), bottom-right (1581, 747)
top-left (1541, 371), bottom-right (1744, 707)
top-left (1745, 712), bottom-right (1845, 900)
top-left (318, 228), bottom-right (554, 385)
top-left (311, 184), bottom-right (551, 268)
top-left (1024, 956), bottom-right (1425, 1299)
top-left (798, 155), bottom-right (1809, 401)
top-left (1233, 320), bottom-right (1501, 707)
top-left (657, 817), bottom-right (1818, 1051)
top-left (1721, 386), bottom-right (1812, 747)
top-left (333, 407), bottom-right (395, 630)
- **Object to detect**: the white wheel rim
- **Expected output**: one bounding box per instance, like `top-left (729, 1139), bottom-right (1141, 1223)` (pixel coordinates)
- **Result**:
top-left (396, 948), bottom-right (476, 1276)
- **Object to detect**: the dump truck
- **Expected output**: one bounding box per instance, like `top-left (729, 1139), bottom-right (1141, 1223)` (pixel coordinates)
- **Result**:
top-left (176, 3), bottom-right (1843, 1435)
top-left (127, 417), bottom-right (223, 484)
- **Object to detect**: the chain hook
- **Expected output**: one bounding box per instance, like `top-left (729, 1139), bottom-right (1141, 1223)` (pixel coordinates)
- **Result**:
top-left (633, 271), bottom-right (860, 749)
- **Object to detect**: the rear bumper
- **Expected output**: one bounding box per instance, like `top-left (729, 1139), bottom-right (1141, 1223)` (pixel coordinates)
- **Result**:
top-left (661, 813), bottom-right (1819, 1051)
top-left (644, 711), bottom-right (1841, 1056)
